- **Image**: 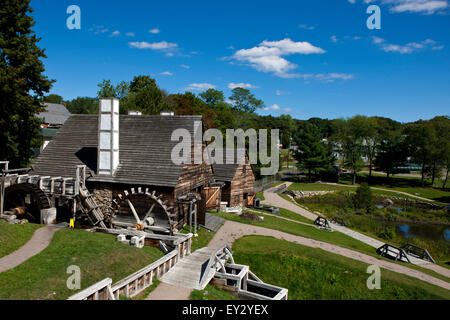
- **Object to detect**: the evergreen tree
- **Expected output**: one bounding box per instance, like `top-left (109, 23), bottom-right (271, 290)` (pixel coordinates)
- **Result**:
top-left (294, 123), bottom-right (335, 181)
top-left (0, 0), bottom-right (53, 167)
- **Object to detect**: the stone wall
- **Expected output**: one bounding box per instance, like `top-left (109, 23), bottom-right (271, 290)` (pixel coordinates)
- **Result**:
top-left (88, 182), bottom-right (113, 213)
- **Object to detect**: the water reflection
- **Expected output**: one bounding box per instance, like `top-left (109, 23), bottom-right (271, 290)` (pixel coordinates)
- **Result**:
top-left (394, 223), bottom-right (450, 242)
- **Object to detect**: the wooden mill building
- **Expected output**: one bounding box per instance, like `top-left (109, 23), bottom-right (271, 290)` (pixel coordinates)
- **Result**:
top-left (31, 99), bottom-right (214, 232)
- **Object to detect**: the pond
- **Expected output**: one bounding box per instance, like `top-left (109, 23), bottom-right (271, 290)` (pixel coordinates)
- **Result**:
top-left (391, 222), bottom-right (450, 243)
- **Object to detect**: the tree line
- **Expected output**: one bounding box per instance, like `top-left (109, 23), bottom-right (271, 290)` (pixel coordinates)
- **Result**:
top-left (292, 115), bottom-right (450, 189)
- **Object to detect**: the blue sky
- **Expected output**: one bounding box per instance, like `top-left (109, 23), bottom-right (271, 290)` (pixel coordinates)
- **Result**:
top-left (30, 0), bottom-right (450, 122)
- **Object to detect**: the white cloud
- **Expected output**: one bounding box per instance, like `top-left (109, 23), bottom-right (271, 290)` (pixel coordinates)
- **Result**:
top-left (160, 71), bottom-right (173, 76)
top-left (231, 38), bottom-right (325, 78)
top-left (432, 45), bottom-right (445, 50)
top-left (263, 104), bottom-right (295, 114)
top-left (149, 28), bottom-right (160, 34)
top-left (387, 0), bottom-right (448, 14)
top-left (111, 30), bottom-right (120, 36)
top-left (126, 32), bottom-right (135, 37)
top-left (314, 73), bottom-right (355, 81)
top-left (372, 36), bottom-right (385, 44)
top-left (264, 104), bottom-right (281, 111)
top-left (276, 90), bottom-right (290, 96)
top-left (331, 35), bottom-right (338, 43)
top-left (298, 24), bottom-right (315, 30)
top-left (228, 82), bottom-right (258, 89)
top-left (374, 38), bottom-right (440, 54)
top-left (184, 83), bottom-right (216, 91)
top-left (181, 64), bottom-right (190, 69)
top-left (129, 41), bottom-right (178, 50)
top-left (89, 25), bottom-right (109, 35)
top-left (351, 0), bottom-right (448, 14)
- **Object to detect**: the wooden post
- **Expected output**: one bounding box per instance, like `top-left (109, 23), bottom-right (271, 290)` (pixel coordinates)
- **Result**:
top-left (0, 177), bottom-right (4, 217)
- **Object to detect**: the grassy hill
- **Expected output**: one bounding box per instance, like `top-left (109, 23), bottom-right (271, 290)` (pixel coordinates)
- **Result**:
top-left (0, 227), bottom-right (163, 300)
top-left (233, 236), bottom-right (450, 300)
top-left (0, 220), bottom-right (41, 258)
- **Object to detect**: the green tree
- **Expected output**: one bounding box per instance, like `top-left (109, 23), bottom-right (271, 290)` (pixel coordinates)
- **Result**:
top-left (127, 75), bottom-right (167, 115)
top-left (374, 130), bottom-right (408, 180)
top-left (229, 87), bottom-right (264, 113)
top-left (337, 117), bottom-right (366, 185)
top-left (404, 120), bottom-right (435, 187)
top-left (0, 0), bottom-right (53, 167)
top-left (97, 80), bottom-right (117, 99)
top-left (199, 89), bottom-right (224, 108)
top-left (66, 97), bottom-right (98, 114)
top-left (43, 94), bottom-right (64, 104)
top-left (294, 123), bottom-right (335, 181)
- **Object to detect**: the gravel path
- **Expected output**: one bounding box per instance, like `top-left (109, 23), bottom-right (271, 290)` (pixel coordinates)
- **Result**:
top-left (0, 226), bottom-right (60, 273)
top-left (209, 220), bottom-right (450, 290)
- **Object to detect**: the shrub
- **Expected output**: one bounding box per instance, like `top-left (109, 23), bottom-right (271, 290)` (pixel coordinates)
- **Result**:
top-left (352, 183), bottom-right (373, 214)
top-left (377, 227), bottom-right (396, 240)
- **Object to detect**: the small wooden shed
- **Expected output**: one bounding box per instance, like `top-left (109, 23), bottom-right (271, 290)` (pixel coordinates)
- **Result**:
top-left (212, 150), bottom-right (255, 207)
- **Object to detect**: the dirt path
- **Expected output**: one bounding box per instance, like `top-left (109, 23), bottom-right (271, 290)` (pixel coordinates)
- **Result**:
top-left (262, 183), bottom-right (318, 221)
top-left (209, 221), bottom-right (450, 290)
top-left (145, 282), bottom-right (193, 300)
top-left (0, 226), bottom-right (60, 273)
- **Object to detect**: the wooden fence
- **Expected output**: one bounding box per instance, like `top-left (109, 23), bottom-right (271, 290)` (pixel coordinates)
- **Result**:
top-left (68, 234), bottom-right (192, 300)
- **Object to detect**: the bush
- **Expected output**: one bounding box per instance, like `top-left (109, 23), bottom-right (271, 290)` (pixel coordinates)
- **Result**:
top-left (377, 227), bottom-right (396, 240)
top-left (352, 183), bottom-right (373, 214)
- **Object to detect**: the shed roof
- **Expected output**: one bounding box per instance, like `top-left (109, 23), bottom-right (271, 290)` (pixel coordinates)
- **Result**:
top-left (37, 103), bottom-right (71, 125)
top-left (31, 114), bottom-right (202, 187)
top-left (211, 148), bottom-right (247, 182)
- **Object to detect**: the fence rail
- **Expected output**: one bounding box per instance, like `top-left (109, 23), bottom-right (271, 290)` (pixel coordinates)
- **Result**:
top-left (68, 234), bottom-right (192, 300)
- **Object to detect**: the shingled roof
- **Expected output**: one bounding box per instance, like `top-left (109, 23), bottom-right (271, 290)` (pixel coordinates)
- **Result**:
top-left (31, 114), bottom-right (202, 187)
top-left (211, 148), bottom-right (247, 182)
top-left (37, 103), bottom-right (71, 125)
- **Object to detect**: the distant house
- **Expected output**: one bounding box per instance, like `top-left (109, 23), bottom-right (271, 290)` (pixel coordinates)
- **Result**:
top-left (212, 149), bottom-right (256, 207)
top-left (36, 103), bottom-right (71, 153)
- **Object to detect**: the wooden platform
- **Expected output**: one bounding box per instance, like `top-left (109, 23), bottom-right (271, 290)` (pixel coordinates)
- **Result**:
top-left (160, 247), bottom-right (215, 290)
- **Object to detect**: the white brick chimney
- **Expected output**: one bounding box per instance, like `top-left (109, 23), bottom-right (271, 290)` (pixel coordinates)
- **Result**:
top-left (97, 98), bottom-right (120, 175)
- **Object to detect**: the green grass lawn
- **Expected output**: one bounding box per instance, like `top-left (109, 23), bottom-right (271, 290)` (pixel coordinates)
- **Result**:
top-left (251, 206), bottom-right (313, 225)
top-left (288, 182), bottom-right (446, 205)
top-left (0, 220), bottom-right (42, 258)
top-left (211, 210), bottom-right (376, 257)
top-left (0, 228), bottom-right (164, 300)
top-left (190, 284), bottom-right (236, 300)
top-left (339, 173), bottom-right (450, 204)
top-left (233, 236), bottom-right (450, 300)
top-left (212, 208), bottom-right (450, 282)
top-left (180, 225), bottom-right (217, 252)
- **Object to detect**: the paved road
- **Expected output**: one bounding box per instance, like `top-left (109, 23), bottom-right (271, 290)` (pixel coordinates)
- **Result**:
top-left (209, 220), bottom-right (450, 290)
top-left (0, 226), bottom-right (60, 273)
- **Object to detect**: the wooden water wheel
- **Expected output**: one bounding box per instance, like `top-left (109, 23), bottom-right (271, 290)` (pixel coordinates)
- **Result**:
top-left (3, 183), bottom-right (51, 223)
top-left (111, 188), bottom-right (177, 235)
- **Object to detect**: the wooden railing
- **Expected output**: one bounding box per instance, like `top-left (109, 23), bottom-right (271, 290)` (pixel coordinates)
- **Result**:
top-left (67, 278), bottom-right (115, 300)
top-left (111, 250), bottom-right (179, 299)
top-left (199, 244), bottom-right (234, 289)
top-left (68, 235), bottom-right (192, 300)
top-left (377, 244), bottom-right (411, 263)
top-left (402, 243), bottom-right (435, 263)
